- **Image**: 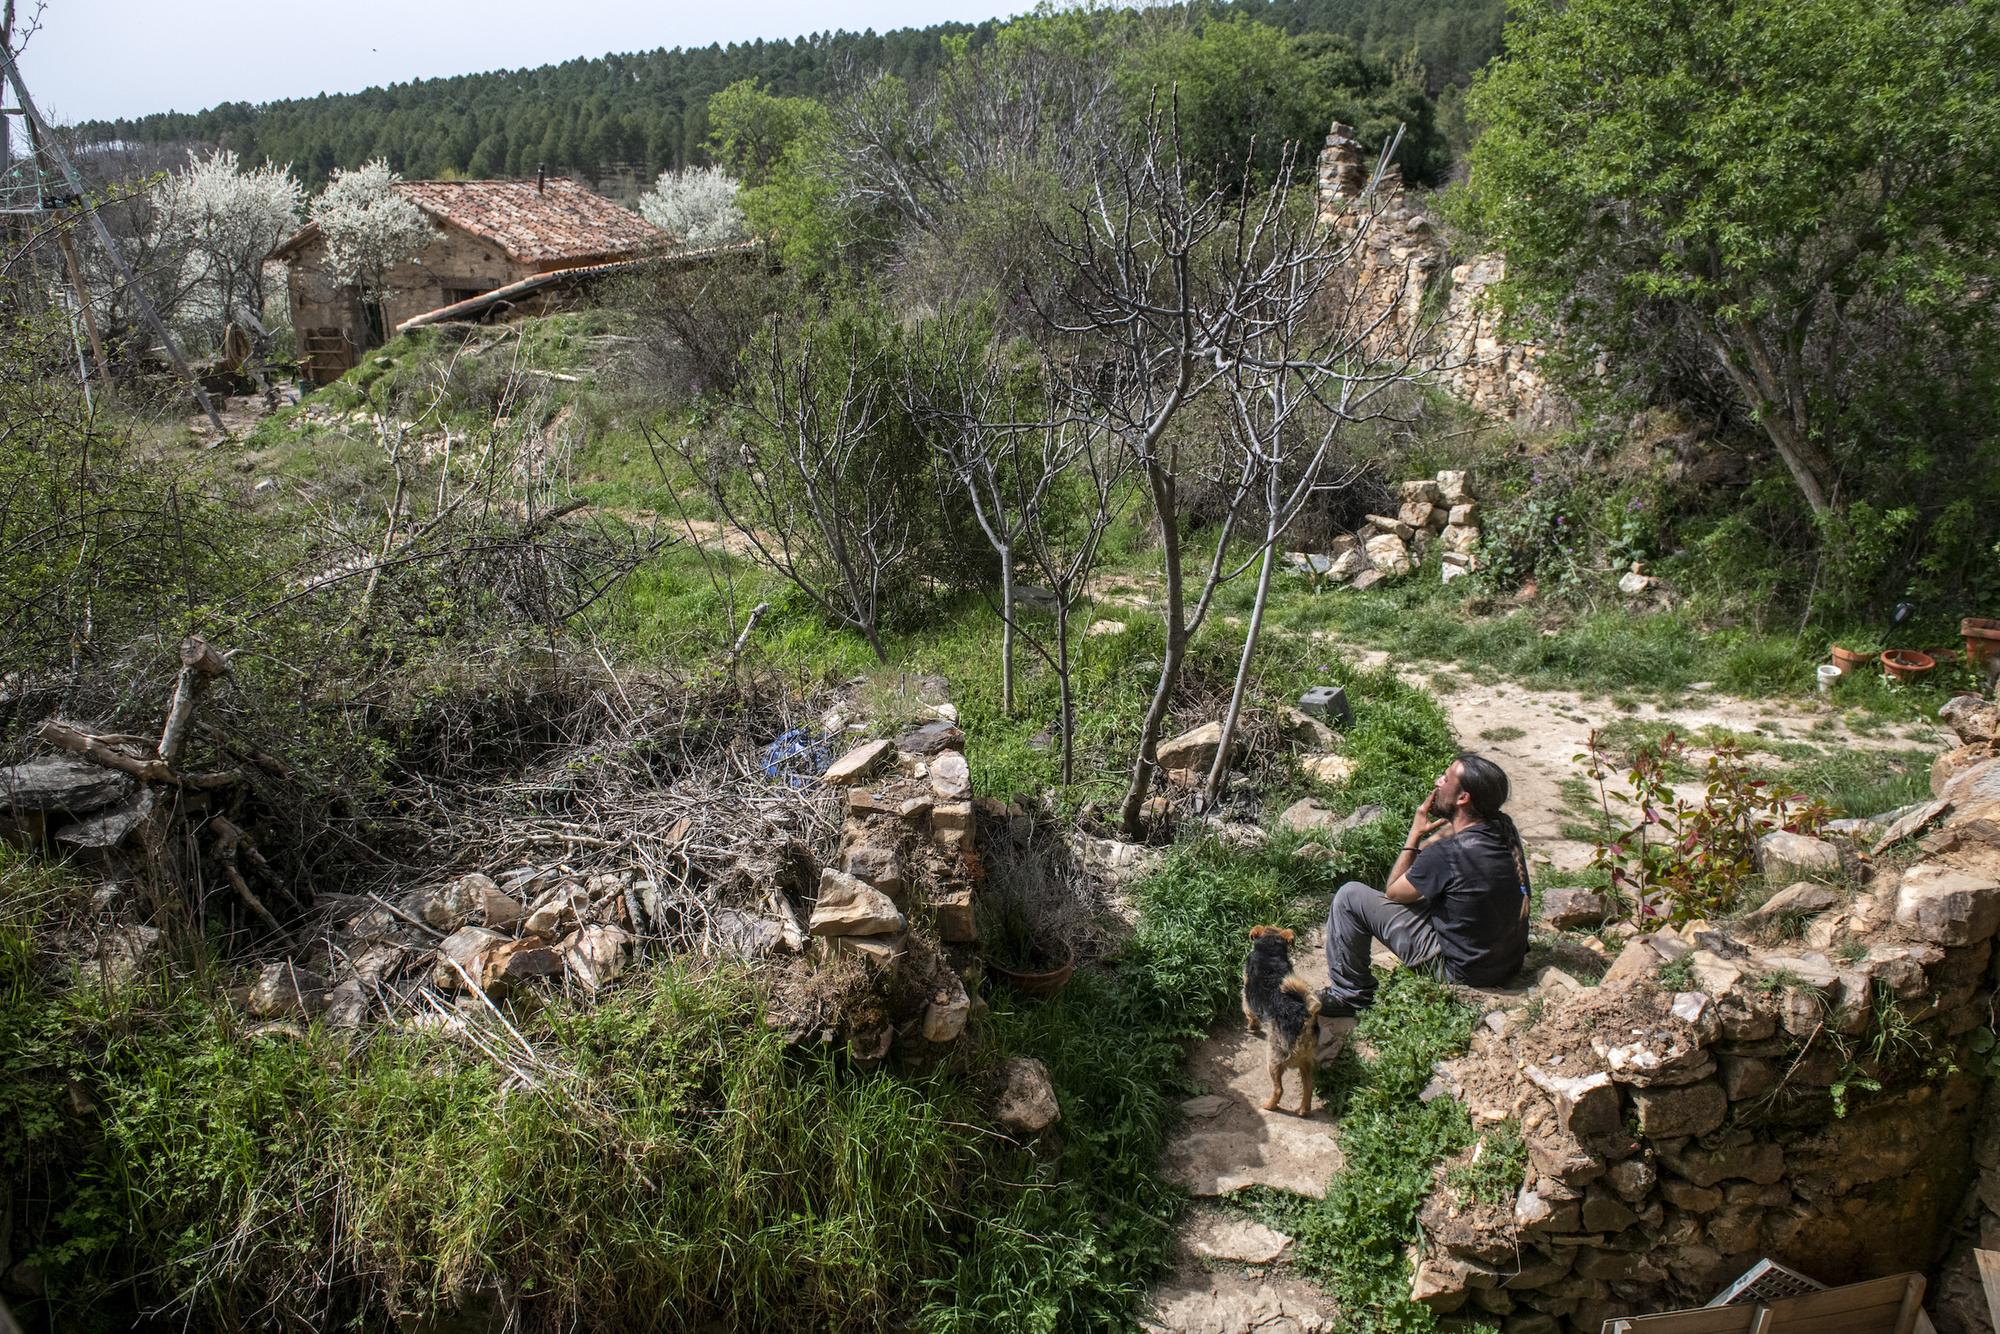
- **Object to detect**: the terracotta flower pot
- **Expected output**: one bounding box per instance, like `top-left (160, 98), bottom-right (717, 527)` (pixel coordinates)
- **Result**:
top-left (1830, 645), bottom-right (1875, 673)
top-left (1880, 649), bottom-right (1936, 684)
top-left (990, 942), bottom-right (1077, 998)
top-left (1964, 617), bottom-right (2000, 672)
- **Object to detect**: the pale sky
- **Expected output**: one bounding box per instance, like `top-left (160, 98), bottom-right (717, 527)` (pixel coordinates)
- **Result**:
top-left (17, 0), bottom-right (1036, 125)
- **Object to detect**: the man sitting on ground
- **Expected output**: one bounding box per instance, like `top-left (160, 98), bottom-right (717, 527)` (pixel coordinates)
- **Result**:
top-left (1320, 752), bottom-right (1531, 1017)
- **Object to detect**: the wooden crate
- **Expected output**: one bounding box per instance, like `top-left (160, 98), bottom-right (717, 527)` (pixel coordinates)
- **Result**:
top-left (1603, 1272), bottom-right (1928, 1334)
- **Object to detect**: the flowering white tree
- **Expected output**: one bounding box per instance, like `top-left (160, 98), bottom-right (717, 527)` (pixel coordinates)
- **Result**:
top-left (151, 149), bottom-right (303, 333)
top-left (310, 158), bottom-right (431, 305)
top-left (637, 165), bottom-right (746, 247)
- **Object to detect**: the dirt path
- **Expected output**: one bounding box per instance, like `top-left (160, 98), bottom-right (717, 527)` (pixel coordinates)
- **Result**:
top-left (1140, 628), bottom-right (1937, 1330)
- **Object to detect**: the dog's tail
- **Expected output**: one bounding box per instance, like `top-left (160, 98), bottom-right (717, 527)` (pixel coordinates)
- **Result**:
top-left (1282, 973), bottom-right (1322, 1017)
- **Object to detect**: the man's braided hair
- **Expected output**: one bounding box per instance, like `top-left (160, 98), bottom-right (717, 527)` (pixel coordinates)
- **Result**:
top-left (1454, 751), bottom-right (1532, 908)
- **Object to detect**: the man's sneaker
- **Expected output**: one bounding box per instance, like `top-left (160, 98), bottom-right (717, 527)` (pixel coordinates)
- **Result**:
top-left (1317, 987), bottom-right (1358, 1019)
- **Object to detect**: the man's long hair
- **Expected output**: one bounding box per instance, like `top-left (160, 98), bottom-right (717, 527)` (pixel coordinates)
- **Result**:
top-left (1455, 751), bottom-right (1532, 899)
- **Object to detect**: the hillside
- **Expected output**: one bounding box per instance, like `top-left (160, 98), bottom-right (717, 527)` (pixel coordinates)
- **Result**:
top-left (72, 0), bottom-right (1502, 188)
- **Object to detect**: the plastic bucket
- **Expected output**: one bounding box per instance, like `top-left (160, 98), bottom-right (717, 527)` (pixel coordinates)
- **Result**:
top-left (1816, 663), bottom-right (1842, 694)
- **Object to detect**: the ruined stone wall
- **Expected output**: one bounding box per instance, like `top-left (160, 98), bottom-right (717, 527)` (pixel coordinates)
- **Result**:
top-left (1315, 123), bottom-right (1558, 424)
top-left (1410, 711), bottom-right (2000, 1334)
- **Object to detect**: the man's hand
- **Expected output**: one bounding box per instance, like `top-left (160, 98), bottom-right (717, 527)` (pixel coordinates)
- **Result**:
top-left (1407, 813), bottom-right (1446, 847)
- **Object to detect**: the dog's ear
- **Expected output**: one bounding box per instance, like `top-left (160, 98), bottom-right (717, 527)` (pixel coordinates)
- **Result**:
top-left (1279, 928), bottom-right (1295, 944)
top-left (1249, 925), bottom-right (1268, 939)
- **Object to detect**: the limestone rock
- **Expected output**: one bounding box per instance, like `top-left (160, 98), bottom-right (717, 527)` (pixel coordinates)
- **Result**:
top-left (433, 926), bottom-right (509, 991)
top-left (1278, 707), bottom-right (1338, 749)
top-left (1328, 546), bottom-right (1372, 581)
top-left (1941, 757), bottom-right (2000, 805)
top-left (895, 721), bottom-right (964, 759)
top-left (560, 923), bottom-right (633, 993)
top-left (1540, 887), bottom-right (1611, 930)
top-left (1448, 503), bottom-right (1480, 526)
top-left (995, 1056), bottom-right (1061, 1134)
top-left (1399, 478), bottom-right (1444, 505)
top-left (1525, 1066), bottom-right (1620, 1139)
top-left (935, 886), bottom-right (977, 943)
top-left (1755, 831), bottom-right (1841, 882)
top-left (1659, 1139), bottom-right (1783, 1188)
top-left (928, 751), bottom-right (972, 799)
top-left (1363, 530), bottom-right (1412, 576)
top-left (323, 980), bottom-right (369, 1028)
top-left (1440, 558), bottom-right (1474, 585)
top-left (1365, 513), bottom-right (1415, 541)
top-left (1398, 500), bottom-right (1439, 532)
top-left (823, 739), bottom-right (892, 786)
top-left (248, 963), bottom-right (331, 1018)
top-left (924, 977), bottom-right (972, 1042)
top-left (1629, 1080), bottom-right (1727, 1137)
top-left (1155, 721), bottom-right (1238, 772)
top-left (843, 840), bottom-right (906, 905)
top-left (1185, 1214), bottom-right (1294, 1265)
top-left (1868, 798), bottom-right (1952, 856)
top-left (1351, 569), bottom-right (1388, 590)
top-left (1302, 753), bottom-right (1357, 786)
top-left (1742, 881), bottom-right (1840, 927)
top-left (1893, 861), bottom-right (2000, 945)
top-left (1933, 747), bottom-right (1991, 799)
top-left (1442, 525), bottom-right (1481, 555)
top-left (1606, 1156), bottom-right (1656, 1202)
top-left (488, 940), bottom-right (562, 988)
top-left (415, 872), bottom-right (521, 932)
top-left (808, 869), bottom-right (906, 937)
top-left (1940, 695), bottom-right (1998, 746)
top-left (1435, 470), bottom-right (1472, 504)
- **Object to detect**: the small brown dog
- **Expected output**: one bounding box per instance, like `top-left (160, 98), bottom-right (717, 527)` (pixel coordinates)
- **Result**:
top-left (1242, 925), bottom-right (1322, 1117)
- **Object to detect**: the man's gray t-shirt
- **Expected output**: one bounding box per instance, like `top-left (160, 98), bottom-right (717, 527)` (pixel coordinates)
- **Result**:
top-left (1404, 823), bottom-right (1529, 986)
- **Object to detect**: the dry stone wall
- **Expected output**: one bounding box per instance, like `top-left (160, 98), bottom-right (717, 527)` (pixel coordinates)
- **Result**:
top-left (1409, 709), bottom-right (2000, 1333)
top-left (1316, 122), bottom-right (1558, 423)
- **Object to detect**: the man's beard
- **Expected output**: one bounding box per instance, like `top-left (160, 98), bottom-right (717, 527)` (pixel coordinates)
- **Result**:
top-left (1426, 789), bottom-right (1451, 818)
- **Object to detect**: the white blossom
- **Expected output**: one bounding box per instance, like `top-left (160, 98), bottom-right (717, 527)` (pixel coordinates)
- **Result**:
top-left (637, 165), bottom-right (746, 248)
top-left (310, 158), bottom-right (431, 302)
top-left (151, 148), bottom-right (302, 331)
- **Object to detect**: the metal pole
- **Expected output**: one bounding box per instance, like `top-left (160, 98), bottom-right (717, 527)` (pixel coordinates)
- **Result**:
top-left (0, 42), bottom-right (228, 437)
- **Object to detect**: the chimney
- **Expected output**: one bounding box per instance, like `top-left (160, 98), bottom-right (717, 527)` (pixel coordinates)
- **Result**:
top-left (536, 163), bottom-right (545, 194)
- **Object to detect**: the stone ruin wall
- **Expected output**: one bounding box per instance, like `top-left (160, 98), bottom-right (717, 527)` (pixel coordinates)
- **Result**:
top-left (1408, 699), bottom-right (2000, 1334)
top-left (1316, 122), bottom-right (1558, 424)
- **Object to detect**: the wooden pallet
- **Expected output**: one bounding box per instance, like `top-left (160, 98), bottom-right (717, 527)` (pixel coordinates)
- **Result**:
top-left (1604, 1272), bottom-right (1927, 1334)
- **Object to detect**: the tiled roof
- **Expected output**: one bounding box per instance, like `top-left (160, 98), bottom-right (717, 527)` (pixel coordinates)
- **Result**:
top-left (394, 178), bottom-right (666, 265)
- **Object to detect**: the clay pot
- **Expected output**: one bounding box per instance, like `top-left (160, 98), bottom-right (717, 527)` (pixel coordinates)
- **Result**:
top-left (990, 942), bottom-right (1077, 998)
top-left (1880, 649), bottom-right (1936, 684)
top-left (1830, 645), bottom-right (1875, 673)
top-left (1964, 617), bottom-right (2000, 672)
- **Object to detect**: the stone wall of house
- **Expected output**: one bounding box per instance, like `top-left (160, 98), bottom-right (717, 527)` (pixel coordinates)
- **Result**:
top-left (1408, 701), bottom-right (2000, 1333)
top-left (1315, 122), bottom-right (1558, 423)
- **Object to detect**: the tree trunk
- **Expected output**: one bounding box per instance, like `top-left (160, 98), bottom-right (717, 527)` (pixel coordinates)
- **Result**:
top-left (1120, 468), bottom-right (1185, 839)
top-left (999, 543), bottom-right (1015, 715)
top-left (1706, 325), bottom-right (1835, 516)
top-left (1055, 597), bottom-right (1075, 786)
top-left (1201, 526), bottom-right (1277, 810)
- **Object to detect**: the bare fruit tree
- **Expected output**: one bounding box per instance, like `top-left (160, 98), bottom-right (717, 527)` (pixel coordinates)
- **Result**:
top-left (1038, 105), bottom-right (1432, 838)
top-left (654, 318), bottom-right (906, 663)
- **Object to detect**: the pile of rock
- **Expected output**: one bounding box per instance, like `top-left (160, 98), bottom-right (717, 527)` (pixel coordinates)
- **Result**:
top-left (242, 866), bottom-right (654, 1029)
top-left (805, 719), bottom-right (985, 1053)
top-left (1407, 730), bottom-right (2000, 1334)
top-left (1295, 470), bottom-right (1482, 590)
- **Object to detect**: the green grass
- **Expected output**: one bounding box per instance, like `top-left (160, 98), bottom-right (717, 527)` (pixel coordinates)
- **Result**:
top-left (1250, 971), bottom-right (1486, 1334)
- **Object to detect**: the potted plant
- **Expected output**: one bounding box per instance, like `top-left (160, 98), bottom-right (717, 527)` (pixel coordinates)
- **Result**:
top-left (977, 817), bottom-right (1091, 998)
top-left (1880, 648), bottom-right (1936, 684)
top-left (1829, 639), bottom-right (1879, 673)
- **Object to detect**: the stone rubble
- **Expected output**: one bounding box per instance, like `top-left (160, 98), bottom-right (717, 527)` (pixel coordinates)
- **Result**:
top-left (1407, 736), bottom-right (2000, 1334)
top-left (1287, 468), bottom-right (1485, 592)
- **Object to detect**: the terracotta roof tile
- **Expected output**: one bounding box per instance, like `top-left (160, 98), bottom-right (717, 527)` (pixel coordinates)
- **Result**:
top-left (393, 178), bottom-right (665, 266)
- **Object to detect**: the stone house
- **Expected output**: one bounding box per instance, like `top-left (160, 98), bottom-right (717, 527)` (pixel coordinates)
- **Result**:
top-left (271, 175), bottom-right (665, 383)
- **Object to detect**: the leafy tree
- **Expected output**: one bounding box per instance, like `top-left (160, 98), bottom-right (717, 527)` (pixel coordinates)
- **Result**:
top-left (1462, 0), bottom-right (2000, 516)
top-left (309, 158), bottom-right (431, 307)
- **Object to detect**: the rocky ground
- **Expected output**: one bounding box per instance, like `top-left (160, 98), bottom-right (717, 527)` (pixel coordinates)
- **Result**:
top-left (1137, 640), bottom-right (1950, 1333)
